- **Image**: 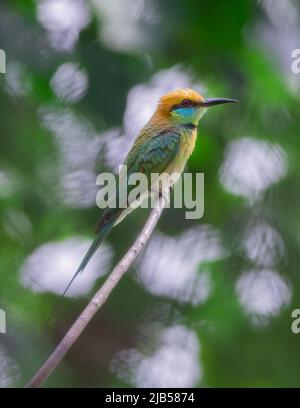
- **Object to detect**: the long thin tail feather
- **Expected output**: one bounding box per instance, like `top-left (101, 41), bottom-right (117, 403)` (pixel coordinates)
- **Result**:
top-left (45, 217), bottom-right (116, 326)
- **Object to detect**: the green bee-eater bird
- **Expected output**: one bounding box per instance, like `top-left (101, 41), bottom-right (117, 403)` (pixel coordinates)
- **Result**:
top-left (61, 88), bottom-right (237, 299)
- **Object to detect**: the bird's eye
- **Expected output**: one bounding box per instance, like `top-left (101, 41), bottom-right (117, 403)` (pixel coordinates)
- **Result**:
top-left (181, 99), bottom-right (191, 107)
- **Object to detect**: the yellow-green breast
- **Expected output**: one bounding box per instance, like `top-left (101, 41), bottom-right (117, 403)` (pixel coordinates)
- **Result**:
top-left (165, 127), bottom-right (197, 176)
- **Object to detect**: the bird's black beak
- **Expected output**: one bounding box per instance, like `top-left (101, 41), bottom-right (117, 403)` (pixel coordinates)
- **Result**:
top-left (201, 98), bottom-right (238, 107)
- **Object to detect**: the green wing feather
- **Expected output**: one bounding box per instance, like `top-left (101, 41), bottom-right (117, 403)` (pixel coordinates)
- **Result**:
top-left (126, 130), bottom-right (181, 178)
top-left (82, 130), bottom-right (181, 273)
top-left (48, 130), bottom-right (181, 319)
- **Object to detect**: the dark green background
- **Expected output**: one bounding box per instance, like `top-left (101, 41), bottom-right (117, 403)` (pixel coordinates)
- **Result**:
top-left (0, 0), bottom-right (300, 387)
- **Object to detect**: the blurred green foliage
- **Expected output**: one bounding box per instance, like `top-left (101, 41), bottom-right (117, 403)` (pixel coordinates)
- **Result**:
top-left (1, 0), bottom-right (300, 388)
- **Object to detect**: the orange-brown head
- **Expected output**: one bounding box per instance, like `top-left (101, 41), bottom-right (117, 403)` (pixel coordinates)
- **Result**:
top-left (150, 88), bottom-right (237, 127)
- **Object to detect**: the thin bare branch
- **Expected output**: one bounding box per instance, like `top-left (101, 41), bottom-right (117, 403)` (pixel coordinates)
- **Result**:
top-left (25, 196), bottom-right (165, 388)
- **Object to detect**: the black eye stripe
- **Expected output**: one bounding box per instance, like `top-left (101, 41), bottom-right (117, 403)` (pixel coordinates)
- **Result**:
top-left (171, 99), bottom-right (198, 111)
